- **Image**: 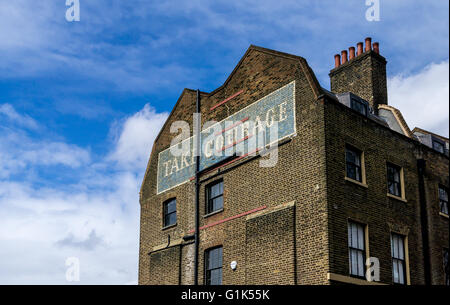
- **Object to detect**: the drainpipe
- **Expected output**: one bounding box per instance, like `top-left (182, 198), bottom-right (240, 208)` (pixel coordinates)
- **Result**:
top-left (194, 89), bottom-right (201, 285)
top-left (417, 159), bottom-right (431, 285)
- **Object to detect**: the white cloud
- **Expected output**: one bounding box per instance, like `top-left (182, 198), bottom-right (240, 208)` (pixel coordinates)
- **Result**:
top-left (0, 125), bottom-right (91, 179)
top-left (0, 1), bottom-right (58, 51)
top-left (0, 103), bottom-right (39, 130)
top-left (109, 104), bottom-right (168, 170)
top-left (0, 103), bottom-right (167, 284)
top-left (388, 60), bottom-right (449, 137)
top-left (0, 103), bottom-right (93, 179)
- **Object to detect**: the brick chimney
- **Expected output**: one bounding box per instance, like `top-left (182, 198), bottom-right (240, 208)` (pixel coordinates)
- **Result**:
top-left (329, 37), bottom-right (388, 113)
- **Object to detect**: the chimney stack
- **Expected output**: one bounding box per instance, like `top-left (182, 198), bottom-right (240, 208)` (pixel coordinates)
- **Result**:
top-left (349, 47), bottom-right (355, 60)
top-left (356, 42), bottom-right (363, 56)
top-left (373, 42), bottom-right (380, 54)
top-left (341, 50), bottom-right (348, 64)
top-left (334, 54), bottom-right (341, 68)
top-left (365, 37), bottom-right (372, 52)
top-left (330, 37), bottom-right (388, 113)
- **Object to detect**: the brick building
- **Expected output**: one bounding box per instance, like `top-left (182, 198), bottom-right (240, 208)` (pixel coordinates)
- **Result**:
top-left (138, 37), bottom-right (449, 285)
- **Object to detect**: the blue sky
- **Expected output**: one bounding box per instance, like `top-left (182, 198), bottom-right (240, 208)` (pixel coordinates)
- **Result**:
top-left (0, 0), bottom-right (448, 284)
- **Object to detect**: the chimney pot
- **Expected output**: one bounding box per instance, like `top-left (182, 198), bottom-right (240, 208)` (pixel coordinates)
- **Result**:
top-left (341, 50), bottom-right (348, 64)
top-left (365, 37), bottom-right (372, 52)
top-left (349, 47), bottom-right (355, 60)
top-left (373, 42), bottom-right (380, 54)
top-left (334, 54), bottom-right (341, 68)
top-left (330, 37), bottom-right (387, 112)
top-left (357, 42), bottom-right (363, 56)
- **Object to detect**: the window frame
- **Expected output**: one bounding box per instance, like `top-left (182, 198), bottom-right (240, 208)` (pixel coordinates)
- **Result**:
top-left (345, 145), bottom-right (365, 184)
top-left (205, 179), bottom-right (224, 215)
top-left (386, 162), bottom-right (405, 200)
top-left (350, 98), bottom-right (367, 116)
top-left (438, 185), bottom-right (449, 216)
top-left (390, 233), bottom-right (408, 285)
top-left (432, 140), bottom-right (445, 154)
top-left (162, 198), bottom-right (177, 228)
top-left (204, 246), bottom-right (223, 285)
top-left (348, 221), bottom-right (367, 279)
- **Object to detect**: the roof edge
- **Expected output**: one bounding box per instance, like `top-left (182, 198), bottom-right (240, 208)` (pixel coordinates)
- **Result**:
top-left (378, 104), bottom-right (414, 138)
top-left (412, 127), bottom-right (449, 142)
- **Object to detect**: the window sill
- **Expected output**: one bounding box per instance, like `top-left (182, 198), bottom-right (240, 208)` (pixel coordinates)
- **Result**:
top-left (162, 223), bottom-right (177, 231)
top-left (439, 212), bottom-right (449, 219)
top-left (203, 209), bottom-right (224, 218)
top-left (387, 193), bottom-right (407, 203)
top-left (345, 177), bottom-right (368, 188)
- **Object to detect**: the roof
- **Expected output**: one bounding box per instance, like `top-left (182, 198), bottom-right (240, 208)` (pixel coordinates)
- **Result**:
top-left (378, 104), bottom-right (415, 138)
top-left (412, 127), bottom-right (449, 143)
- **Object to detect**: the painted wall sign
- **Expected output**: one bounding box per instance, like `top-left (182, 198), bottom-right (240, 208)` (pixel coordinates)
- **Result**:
top-left (156, 81), bottom-right (296, 194)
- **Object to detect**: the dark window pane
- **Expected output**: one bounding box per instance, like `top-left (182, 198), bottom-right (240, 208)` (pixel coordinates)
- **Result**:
top-left (210, 181), bottom-right (223, 198)
top-left (346, 147), bottom-right (362, 182)
top-left (347, 164), bottom-right (356, 180)
top-left (208, 249), bottom-right (217, 269)
top-left (387, 168), bottom-right (393, 180)
top-left (393, 260), bottom-right (399, 283)
top-left (439, 186), bottom-right (449, 215)
top-left (207, 180), bottom-right (224, 214)
top-left (207, 247), bottom-right (222, 269)
top-left (211, 184), bottom-right (219, 197)
top-left (441, 202), bottom-right (449, 215)
top-left (213, 197), bottom-right (223, 211)
top-left (350, 249), bottom-right (357, 275)
top-left (357, 251), bottom-right (365, 277)
top-left (393, 171), bottom-right (400, 183)
top-left (215, 247), bottom-right (223, 267)
top-left (388, 165), bottom-right (400, 182)
top-left (209, 269), bottom-right (222, 285)
top-left (348, 222), bottom-right (365, 277)
top-left (351, 99), bottom-right (367, 116)
top-left (398, 261), bottom-right (405, 284)
top-left (163, 199), bottom-right (176, 227)
top-left (355, 167), bottom-right (361, 182)
top-left (166, 200), bottom-right (176, 213)
top-left (394, 183), bottom-right (401, 196)
top-left (387, 164), bottom-right (402, 196)
top-left (391, 233), bottom-right (406, 284)
top-left (166, 213), bottom-right (176, 226)
top-left (205, 247), bottom-right (223, 285)
top-left (346, 151), bottom-right (356, 164)
top-left (439, 187), bottom-right (448, 201)
top-left (433, 141), bottom-right (445, 153)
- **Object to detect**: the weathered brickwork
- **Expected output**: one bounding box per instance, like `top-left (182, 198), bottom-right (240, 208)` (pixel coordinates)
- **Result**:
top-left (325, 100), bottom-right (425, 284)
top-left (245, 203), bottom-right (296, 284)
top-left (149, 246), bottom-right (181, 284)
top-left (330, 51), bottom-right (388, 113)
top-left (422, 150), bottom-right (449, 285)
top-left (138, 43), bottom-right (449, 285)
